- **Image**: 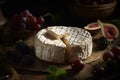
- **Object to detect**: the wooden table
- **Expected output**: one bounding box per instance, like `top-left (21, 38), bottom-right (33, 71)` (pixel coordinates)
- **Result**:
top-left (0, 9), bottom-right (120, 80)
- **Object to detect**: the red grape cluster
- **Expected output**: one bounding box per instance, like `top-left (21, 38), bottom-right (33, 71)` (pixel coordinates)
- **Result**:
top-left (11, 9), bottom-right (44, 30)
top-left (92, 45), bottom-right (120, 77)
top-left (79, 0), bottom-right (115, 5)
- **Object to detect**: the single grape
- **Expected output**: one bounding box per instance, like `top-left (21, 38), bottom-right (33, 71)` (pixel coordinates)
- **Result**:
top-left (19, 16), bottom-right (27, 23)
top-left (92, 65), bottom-right (106, 76)
top-left (71, 59), bottom-right (84, 73)
top-left (111, 45), bottom-right (120, 56)
top-left (27, 15), bottom-right (37, 24)
top-left (103, 50), bottom-right (115, 62)
top-left (21, 54), bottom-right (34, 66)
top-left (20, 9), bottom-right (30, 17)
top-left (36, 17), bottom-right (44, 25)
top-left (33, 24), bottom-right (41, 30)
top-left (111, 45), bottom-right (120, 66)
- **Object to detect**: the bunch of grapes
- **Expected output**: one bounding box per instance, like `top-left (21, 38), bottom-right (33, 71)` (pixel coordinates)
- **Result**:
top-left (79, 0), bottom-right (115, 5)
top-left (11, 9), bottom-right (44, 30)
top-left (92, 45), bottom-right (120, 77)
top-left (7, 40), bottom-right (34, 66)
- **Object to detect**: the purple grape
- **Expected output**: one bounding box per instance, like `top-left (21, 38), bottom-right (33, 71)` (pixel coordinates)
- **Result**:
top-left (71, 59), bottom-right (84, 73)
top-left (103, 51), bottom-right (115, 62)
top-left (92, 65), bottom-right (106, 76)
top-left (33, 24), bottom-right (41, 30)
top-left (19, 16), bottom-right (27, 23)
top-left (111, 45), bottom-right (120, 57)
top-left (27, 15), bottom-right (37, 24)
top-left (36, 17), bottom-right (44, 25)
top-left (20, 9), bottom-right (30, 17)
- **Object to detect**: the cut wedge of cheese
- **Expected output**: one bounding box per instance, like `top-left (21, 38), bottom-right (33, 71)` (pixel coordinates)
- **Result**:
top-left (34, 26), bottom-right (93, 63)
top-left (46, 27), bottom-right (70, 39)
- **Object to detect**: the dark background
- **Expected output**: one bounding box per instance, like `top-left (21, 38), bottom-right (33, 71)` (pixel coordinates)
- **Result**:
top-left (1, 0), bottom-right (119, 15)
top-left (1, 0), bottom-right (120, 26)
top-left (1, 0), bottom-right (68, 16)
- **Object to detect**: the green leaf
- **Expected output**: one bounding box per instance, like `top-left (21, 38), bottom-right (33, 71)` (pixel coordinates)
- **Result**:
top-left (56, 69), bottom-right (67, 77)
top-left (46, 65), bottom-right (67, 80)
top-left (47, 65), bottom-right (57, 74)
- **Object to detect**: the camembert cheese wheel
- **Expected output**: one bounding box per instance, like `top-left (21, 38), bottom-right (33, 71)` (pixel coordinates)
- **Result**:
top-left (34, 26), bottom-right (93, 63)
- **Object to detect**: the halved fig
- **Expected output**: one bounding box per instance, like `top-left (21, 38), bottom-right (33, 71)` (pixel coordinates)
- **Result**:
top-left (101, 23), bottom-right (119, 41)
top-left (98, 20), bottom-right (119, 41)
top-left (84, 22), bottom-right (101, 30)
top-left (84, 22), bottom-right (101, 35)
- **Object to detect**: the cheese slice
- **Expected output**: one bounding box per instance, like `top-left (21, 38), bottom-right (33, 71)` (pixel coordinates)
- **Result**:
top-left (34, 26), bottom-right (93, 63)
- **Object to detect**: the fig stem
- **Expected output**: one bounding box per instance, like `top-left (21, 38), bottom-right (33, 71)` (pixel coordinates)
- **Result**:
top-left (97, 19), bottom-right (104, 28)
top-left (97, 19), bottom-right (105, 38)
top-left (97, 19), bottom-right (113, 49)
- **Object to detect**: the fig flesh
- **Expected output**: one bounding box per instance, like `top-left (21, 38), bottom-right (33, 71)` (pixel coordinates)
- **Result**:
top-left (84, 22), bottom-right (101, 30)
top-left (101, 23), bottom-right (119, 41)
top-left (84, 20), bottom-right (119, 41)
top-left (98, 20), bottom-right (119, 41)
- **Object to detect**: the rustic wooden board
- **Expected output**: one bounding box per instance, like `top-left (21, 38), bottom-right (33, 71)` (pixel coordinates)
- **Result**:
top-left (1, 27), bottom-right (117, 80)
top-left (8, 30), bottom-right (105, 73)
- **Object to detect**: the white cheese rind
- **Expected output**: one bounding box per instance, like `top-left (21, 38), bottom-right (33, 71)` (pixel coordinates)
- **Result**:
top-left (34, 26), bottom-right (93, 63)
top-left (65, 27), bottom-right (93, 60)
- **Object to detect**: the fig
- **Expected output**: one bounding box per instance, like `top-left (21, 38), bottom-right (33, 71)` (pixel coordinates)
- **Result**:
top-left (98, 20), bottom-right (119, 41)
top-left (84, 22), bottom-right (101, 30)
top-left (84, 22), bottom-right (101, 35)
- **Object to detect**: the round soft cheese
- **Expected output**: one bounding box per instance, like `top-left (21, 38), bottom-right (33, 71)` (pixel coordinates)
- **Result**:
top-left (34, 26), bottom-right (93, 63)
